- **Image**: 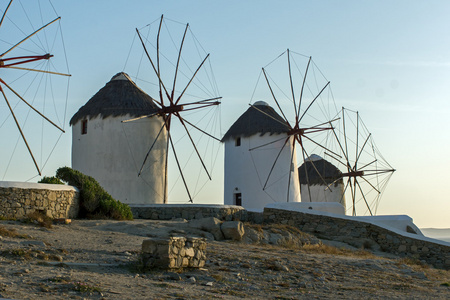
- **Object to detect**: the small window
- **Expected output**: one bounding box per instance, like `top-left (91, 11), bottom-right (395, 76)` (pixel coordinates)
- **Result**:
top-left (235, 137), bottom-right (241, 147)
top-left (81, 119), bottom-right (88, 135)
top-left (234, 193), bottom-right (242, 206)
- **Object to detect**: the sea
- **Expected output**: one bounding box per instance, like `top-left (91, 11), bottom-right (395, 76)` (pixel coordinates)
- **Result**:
top-left (420, 228), bottom-right (450, 243)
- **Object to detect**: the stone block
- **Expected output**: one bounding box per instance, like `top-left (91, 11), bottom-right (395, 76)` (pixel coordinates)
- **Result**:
top-left (221, 221), bottom-right (245, 241)
top-left (398, 245), bottom-right (407, 252)
top-left (141, 237), bottom-right (206, 269)
top-left (188, 217), bottom-right (224, 240)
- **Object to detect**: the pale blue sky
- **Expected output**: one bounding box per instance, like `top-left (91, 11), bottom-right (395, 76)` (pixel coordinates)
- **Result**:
top-left (2, 1), bottom-right (450, 228)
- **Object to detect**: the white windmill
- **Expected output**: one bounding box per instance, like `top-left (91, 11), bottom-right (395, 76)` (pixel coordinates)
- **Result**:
top-left (222, 101), bottom-right (301, 211)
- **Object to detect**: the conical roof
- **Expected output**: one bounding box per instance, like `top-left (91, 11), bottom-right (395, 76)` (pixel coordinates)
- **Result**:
top-left (70, 72), bottom-right (159, 125)
top-left (298, 155), bottom-right (343, 186)
top-left (221, 101), bottom-right (290, 142)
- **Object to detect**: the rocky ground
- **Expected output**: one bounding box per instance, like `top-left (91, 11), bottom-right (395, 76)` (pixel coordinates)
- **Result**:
top-left (0, 219), bottom-right (449, 299)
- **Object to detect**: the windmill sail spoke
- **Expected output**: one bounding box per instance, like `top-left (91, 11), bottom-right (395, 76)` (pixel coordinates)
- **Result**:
top-left (1, 16), bottom-right (61, 58)
top-left (355, 133), bottom-right (371, 167)
top-left (360, 174), bottom-right (381, 194)
top-left (157, 15), bottom-right (164, 105)
top-left (286, 139), bottom-right (296, 202)
top-left (175, 53), bottom-right (210, 104)
top-left (358, 159), bottom-right (377, 171)
top-left (262, 68), bottom-right (290, 125)
top-left (181, 117), bottom-right (220, 142)
top-left (302, 145), bottom-right (333, 192)
top-left (136, 28), bottom-right (172, 101)
top-left (331, 124), bottom-right (350, 164)
top-left (176, 113), bottom-right (212, 180)
top-left (249, 136), bottom-right (287, 151)
top-left (171, 23), bottom-right (189, 101)
top-left (181, 102), bottom-right (220, 112)
top-left (0, 86), bottom-right (41, 175)
top-left (342, 109), bottom-right (350, 167)
top-left (297, 56), bottom-right (311, 123)
top-left (341, 178), bottom-right (351, 209)
top-left (302, 134), bottom-right (342, 159)
top-left (355, 111), bottom-right (359, 170)
top-left (181, 97), bottom-right (222, 106)
top-left (298, 81), bottom-right (330, 123)
top-left (360, 169), bottom-right (396, 176)
top-left (308, 117), bottom-right (340, 129)
top-left (138, 118), bottom-right (168, 176)
top-left (4, 66), bottom-right (71, 77)
top-left (323, 152), bottom-right (347, 169)
top-left (287, 49), bottom-right (298, 120)
top-left (301, 147), bottom-right (313, 202)
top-left (163, 116), bottom-right (171, 203)
top-left (349, 178), bottom-right (356, 216)
top-left (121, 111), bottom-right (159, 123)
top-left (0, 79), bottom-right (64, 132)
top-left (263, 137), bottom-right (290, 190)
top-left (168, 131), bottom-right (193, 202)
top-left (356, 179), bottom-right (373, 216)
top-left (249, 103), bottom-right (289, 128)
top-left (0, 0), bottom-right (13, 29)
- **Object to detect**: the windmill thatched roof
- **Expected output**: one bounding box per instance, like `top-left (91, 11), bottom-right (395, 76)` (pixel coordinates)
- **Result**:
top-left (221, 101), bottom-right (290, 142)
top-left (70, 72), bottom-right (159, 125)
top-left (298, 156), bottom-right (343, 186)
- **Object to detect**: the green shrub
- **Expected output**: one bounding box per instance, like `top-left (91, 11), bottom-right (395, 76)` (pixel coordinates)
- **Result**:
top-left (55, 167), bottom-right (133, 220)
top-left (38, 176), bottom-right (64, 185)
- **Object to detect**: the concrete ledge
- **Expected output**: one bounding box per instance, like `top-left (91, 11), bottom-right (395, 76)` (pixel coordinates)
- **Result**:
top-left (0, 181), bottom-right (78, 192)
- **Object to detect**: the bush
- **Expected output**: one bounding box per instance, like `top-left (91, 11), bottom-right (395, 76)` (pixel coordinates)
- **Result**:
top-left (24, 211), bottom-right (53, 228)
top-left (55, 167), bottom-right (133, 220)
top-left (38, 176), bottom-right (64, 185)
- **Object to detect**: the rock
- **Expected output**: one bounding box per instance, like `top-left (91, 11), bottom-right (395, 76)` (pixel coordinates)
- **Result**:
top-left (20, 240), bottom-right (46, 247)
top-left (188, 276), bottom-right (196, 283)
top-left (221, 221), bottom-right (245, 241)
top-left (268, 233), bottom-right (283, 245)
top-left (188, 217), bottom-right (224, 241)
top-left (242, 227), bottom-right (262, 244)
top-left (165, 272), bottom-right (181, 281)
top-left (53, 218), bottom-right (71, 225)
top-left (205, 282), bottom-right (213, 286)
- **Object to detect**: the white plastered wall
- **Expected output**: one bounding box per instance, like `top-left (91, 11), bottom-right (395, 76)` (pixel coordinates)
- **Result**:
top-left (300, 183), bottom-right (346, 211)
top-left (72, 114), bottom-right (167, 204)
top-left (224, 133), bottom-right (300, 211)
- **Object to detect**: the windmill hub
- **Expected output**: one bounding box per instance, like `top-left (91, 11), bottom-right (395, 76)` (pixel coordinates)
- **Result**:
top-left (341, 170), bottom-right (365, 177)
top-left (288, 128), bottom-right (305, 136)
top-left (159, 104), bottom-right (184, 115)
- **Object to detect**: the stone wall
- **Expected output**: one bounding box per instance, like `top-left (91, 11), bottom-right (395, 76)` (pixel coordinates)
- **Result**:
top-left (130, 204), bottom-right (250, 221)
top-left (141, 237), bottom-right (206, 269)
top-left (264, 207), bottom-right (450, 270)
top-left (0, 182), bottom-right (79, 219)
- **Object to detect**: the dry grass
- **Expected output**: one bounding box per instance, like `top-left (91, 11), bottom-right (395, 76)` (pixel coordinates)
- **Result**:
top-left (301, 243), bottom-right (376, 258)
top-left (0, 226), bottom-right (30, 239)
top-left (396, 257), bottom-right (430, 269)
top-left (0, 248), bottom-right (65, 261)
top-left (23, 211), bottom-right (53, 228)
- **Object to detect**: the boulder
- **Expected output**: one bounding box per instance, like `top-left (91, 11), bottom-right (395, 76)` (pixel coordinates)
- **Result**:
top-left (188, 217), bottom-right (224, 241)
top-left (221, 221), bottom-right (245, 241)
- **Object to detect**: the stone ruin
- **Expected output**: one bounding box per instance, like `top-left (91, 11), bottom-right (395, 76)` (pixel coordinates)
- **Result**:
top-left (141, 237), bottom-right (206, 269)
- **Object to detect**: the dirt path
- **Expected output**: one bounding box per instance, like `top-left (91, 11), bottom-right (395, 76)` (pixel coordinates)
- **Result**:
top-left (0, 219), bottom-right (449, 299)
